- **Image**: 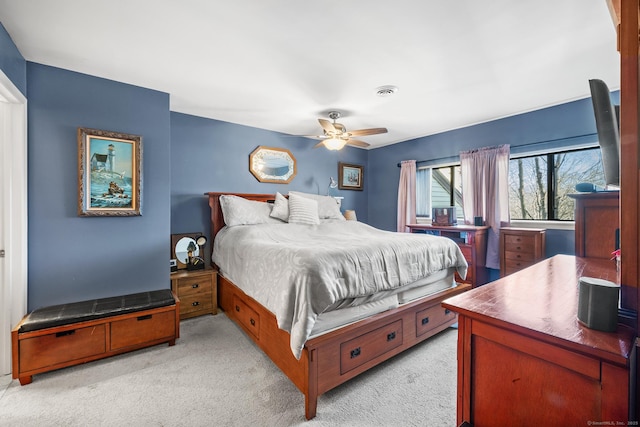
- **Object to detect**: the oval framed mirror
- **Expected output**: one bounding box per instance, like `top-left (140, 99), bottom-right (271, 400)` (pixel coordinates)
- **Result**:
top-left (249, 146), bottom-right (297, 184)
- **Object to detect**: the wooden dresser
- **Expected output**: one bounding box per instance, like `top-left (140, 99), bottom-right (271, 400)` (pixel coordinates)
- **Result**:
top-left (442, 255), bottom-right (635, 425)
top-left (570, 191), bottom-right (619, 259)
top-left (407, 224), bottom-right (489, 287)
top-left (499, 227), bottom-right (546, 277)
top-left (170, 267), bottom-right (217, 319)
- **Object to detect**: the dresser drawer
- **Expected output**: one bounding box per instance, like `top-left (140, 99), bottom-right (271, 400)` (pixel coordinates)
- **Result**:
top-left (340, 320), bottom-right (403, 374)
top-left (110, 310), bottom-right (176, 350)
top-left (232, 295), bottom-right (260, 339)
top-left (504, 249), bottom-right (536, 262)
top-left (504, 259), bottom-right (536, 275)
top-left (180, 292), bottom-right (213, 316)
top-left (20, 325), bottom-right (106, 372)
top-left (415, 305), bottom-right (457, 337)
top-left (177, 275), bottom-right (213, 297)
top-left (504, 235), bottom-right (536, 253)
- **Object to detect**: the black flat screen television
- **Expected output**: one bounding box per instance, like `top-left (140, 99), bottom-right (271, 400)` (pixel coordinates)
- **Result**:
top-left (589, 79), bottom-right (620, 188)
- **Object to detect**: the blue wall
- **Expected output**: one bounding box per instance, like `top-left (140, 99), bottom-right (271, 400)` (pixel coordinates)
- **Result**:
top-left (0, 23), bottom-right (26, 96)
top-left (27, 63), bottom-right (171, 310)
top-left (170, 112), bottom-right (369, 259)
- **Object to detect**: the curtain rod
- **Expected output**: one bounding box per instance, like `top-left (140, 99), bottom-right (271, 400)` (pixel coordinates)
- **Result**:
top-left (396, 132), bottom-right (597, 167)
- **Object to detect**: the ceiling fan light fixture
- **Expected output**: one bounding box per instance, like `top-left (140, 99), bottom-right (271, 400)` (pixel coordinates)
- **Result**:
top-left (323, 137), bottom-right (347, 150)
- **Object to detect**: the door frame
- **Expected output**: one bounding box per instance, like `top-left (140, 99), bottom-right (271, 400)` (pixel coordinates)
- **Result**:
top-left (0, 70), bottom-right (27, 376)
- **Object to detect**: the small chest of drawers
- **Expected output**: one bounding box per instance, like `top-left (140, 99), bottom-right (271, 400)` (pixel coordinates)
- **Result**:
top-left (499, 227), bottom-right (546, 277)
top-left (170, 268), bottom-right (217, 319)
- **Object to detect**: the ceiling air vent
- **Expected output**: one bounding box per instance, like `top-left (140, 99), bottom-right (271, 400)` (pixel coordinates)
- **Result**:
top-left (376, 85), bottom-right (398, 97)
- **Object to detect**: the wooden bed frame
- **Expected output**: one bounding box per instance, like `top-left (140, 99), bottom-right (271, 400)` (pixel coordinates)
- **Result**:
top-left (206, 192), bottom-right (470, 420)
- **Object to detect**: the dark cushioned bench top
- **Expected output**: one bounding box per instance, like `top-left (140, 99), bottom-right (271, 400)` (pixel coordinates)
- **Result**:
top-left (18, 289), bottom-right (175, 333)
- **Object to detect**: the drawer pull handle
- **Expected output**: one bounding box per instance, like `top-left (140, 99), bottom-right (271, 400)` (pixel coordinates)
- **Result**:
top-left (192, 301), bottom-right (200, 307)
top-left (445, 309), bottom-right (451, 315)
top-left (250, 318), bottom-right (255, 326)
top-left (421, 317), bottom-right (430, 325)
top-left (350, 347), bottom-right (361, 359)
top-left (55, 330), bottom-right (75, 337)
top-left (387, 332), bottom-right (396, 341)
top-left (516, 246), bottom-right (521, 250)
top-left (192, 283), bottom-right (199, 289)
top-left (137, 314), bottom-right (152, 321)
top-left (235, 305), bottom-right (240, 312)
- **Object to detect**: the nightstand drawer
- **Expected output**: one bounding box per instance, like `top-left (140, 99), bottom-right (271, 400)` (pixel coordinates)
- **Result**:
top-left (180, 292), bottom-right (213, 315)
top-left (177, 275), bottom-right (213, 296)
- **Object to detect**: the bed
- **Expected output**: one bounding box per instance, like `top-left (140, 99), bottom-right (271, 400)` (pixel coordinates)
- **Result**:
top-left (207, 192), bottom-right (471, 419)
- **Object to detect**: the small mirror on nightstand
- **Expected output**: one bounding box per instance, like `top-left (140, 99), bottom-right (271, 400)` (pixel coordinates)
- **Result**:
top-left (171, 233), bottom-right (207, 271)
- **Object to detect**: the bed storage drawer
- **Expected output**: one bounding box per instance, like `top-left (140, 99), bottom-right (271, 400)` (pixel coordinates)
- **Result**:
top-left (340, 320), bottom-right (403, 374)
top-left (415, 305), bottom-right (456, 337)
top-left (233, 295), bottom-right (261, 339)
top-left (19, 325), bottom-right (106, 372)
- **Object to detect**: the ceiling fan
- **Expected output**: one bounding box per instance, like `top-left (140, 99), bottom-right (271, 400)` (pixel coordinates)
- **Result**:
top-left (307, 111), bottom-right (388, 150)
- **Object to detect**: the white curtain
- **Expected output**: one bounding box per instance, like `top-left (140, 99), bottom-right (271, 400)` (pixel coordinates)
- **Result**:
top-left (460, 145), bottom-right (510, 269)
top-left (397, 160), bottom-right (417, 232)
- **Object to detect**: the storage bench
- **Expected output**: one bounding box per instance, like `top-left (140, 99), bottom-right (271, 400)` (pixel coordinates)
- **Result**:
top-left (11, 289), bottom-right (180, 385)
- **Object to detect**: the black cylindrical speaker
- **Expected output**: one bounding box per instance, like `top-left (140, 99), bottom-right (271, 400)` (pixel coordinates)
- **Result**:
top-left (474, 216), bottom-right (483, 226)
top-left (577, 277), bottom-right (619, 332)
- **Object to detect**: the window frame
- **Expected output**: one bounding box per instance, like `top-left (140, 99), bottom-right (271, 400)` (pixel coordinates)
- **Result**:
top-left (415, 143), bottom-right (603, 228)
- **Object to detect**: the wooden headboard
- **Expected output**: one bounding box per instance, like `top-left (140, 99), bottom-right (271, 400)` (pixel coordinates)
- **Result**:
top-left (205, 192), bottom-right (279, 244)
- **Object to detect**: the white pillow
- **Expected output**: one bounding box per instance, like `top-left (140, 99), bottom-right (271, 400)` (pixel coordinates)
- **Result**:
top-left (288, 191), bottom-right (345, 220)
top-left (219, 195), bottom-right (282, 226)
top-left (288, 193), bottom-right (320, 225)
top-left (269, 192), bottom-right (289, 222)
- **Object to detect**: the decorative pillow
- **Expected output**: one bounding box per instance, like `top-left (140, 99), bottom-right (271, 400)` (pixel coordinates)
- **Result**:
top-left (219, 195), bottom-right (282, 226)
top-left (269, 192), bottom-right (289, 222)
top-left (288, 191), bottom-right (345, 220)
top-left (287, 193), bottom-right (320, 225)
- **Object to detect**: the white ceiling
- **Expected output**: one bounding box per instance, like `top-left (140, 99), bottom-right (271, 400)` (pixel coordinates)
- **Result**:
top-left (0, 0), bottom-right (620, 148)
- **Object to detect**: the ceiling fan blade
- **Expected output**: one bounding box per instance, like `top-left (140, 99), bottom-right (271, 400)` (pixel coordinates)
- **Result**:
top-left (298, 134), bottom-right (327, 139)
top-left (313, 141), bottom-right (326, 149)
top-left (318, 119), bottom-right (336, 133)
top-left (346, 139), bottom-right (370, 148)
top-left (348, 127), bottom-right (388, 137)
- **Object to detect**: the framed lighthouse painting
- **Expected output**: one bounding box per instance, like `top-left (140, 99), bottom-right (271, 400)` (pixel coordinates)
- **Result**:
top-left (77, 127), bottom-right (142, 217)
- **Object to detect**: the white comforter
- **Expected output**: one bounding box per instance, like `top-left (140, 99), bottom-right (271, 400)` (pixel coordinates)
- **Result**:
top-left (213, 221), bottom-right (468, 359)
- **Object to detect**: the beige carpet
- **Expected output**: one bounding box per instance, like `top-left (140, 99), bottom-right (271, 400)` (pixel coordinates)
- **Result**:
top-left (0, 313), bottom-right (457, 426)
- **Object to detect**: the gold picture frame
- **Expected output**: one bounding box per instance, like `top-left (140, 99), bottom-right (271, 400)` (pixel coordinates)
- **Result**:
top-left (78, 127), bottom-right (142, 216)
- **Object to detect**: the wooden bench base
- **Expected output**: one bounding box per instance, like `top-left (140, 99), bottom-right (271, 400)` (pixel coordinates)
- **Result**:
top-left (12, 293), bottom-right (180, 385)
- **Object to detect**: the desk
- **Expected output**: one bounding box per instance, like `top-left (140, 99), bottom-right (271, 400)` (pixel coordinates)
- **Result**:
top-left (407, 224), bottom-right (489, 287)
top-left (442, 255), bottom-right (635, 425)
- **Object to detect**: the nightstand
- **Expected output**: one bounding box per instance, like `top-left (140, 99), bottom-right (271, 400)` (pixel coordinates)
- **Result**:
top-left (170, 267), bottom-right (217, 319)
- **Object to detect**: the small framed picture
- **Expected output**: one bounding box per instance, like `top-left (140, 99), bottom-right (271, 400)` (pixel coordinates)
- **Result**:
top-left (78, 127), bottom-right (142, 216)
top-left (338, 162), bottom-right (364, 191)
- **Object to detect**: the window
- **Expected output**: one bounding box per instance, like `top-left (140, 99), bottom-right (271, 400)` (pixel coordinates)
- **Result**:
top-left (416, 146), bottom-right (606, 222)
top-left (509, 147), bottom-right (605, 220)
top-left (416, 165), bottom-right (464, 221)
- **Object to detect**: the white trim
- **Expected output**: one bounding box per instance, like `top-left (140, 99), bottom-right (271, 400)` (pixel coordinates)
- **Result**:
top-left (509, 219), bottom-right (575, 231)
top-left (0, 70), bottom-right (27, 376)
